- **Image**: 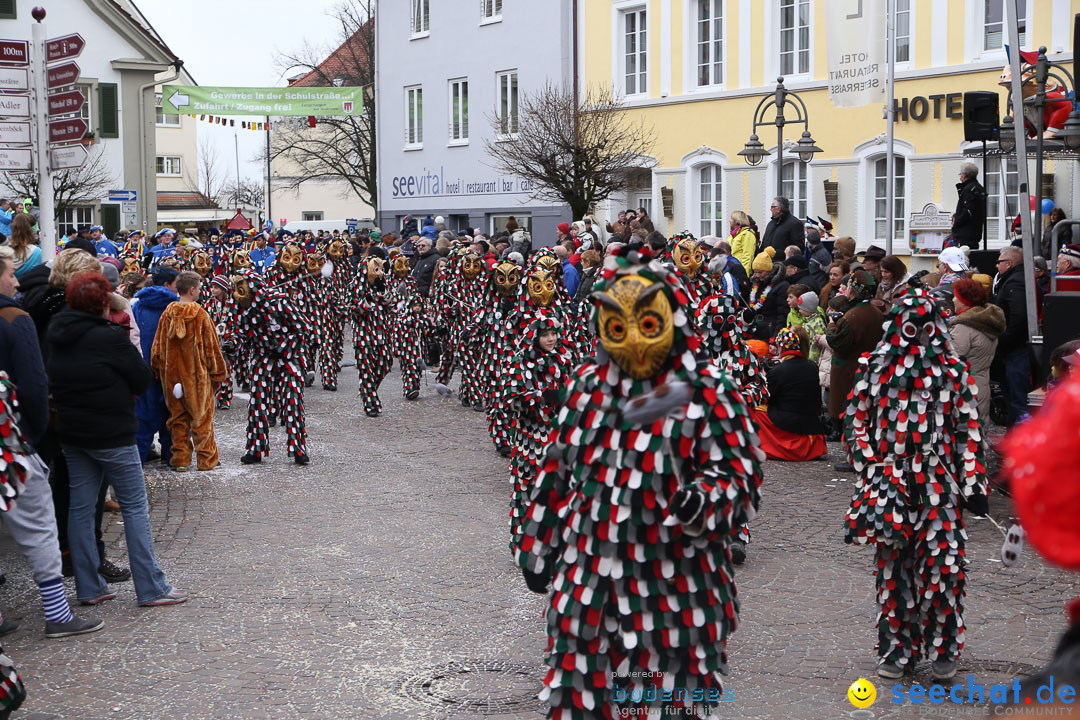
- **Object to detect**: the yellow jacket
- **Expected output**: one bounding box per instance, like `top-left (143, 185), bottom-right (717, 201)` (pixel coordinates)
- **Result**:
top-left (731, 226), bottom-right (757, 270)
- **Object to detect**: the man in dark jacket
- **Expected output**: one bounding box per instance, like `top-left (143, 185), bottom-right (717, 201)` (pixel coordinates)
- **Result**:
top-left (992, 246), bottom-right (1034, 425)
top-left (411, 237), bottom-right (439, 297)
top-left (952, 162), bottom-right (987, 250)
top-left (0, 258), bottom-right (47, 449)
top-left (133, 267), bottom-right (179, 464)
top-left (784, 255), bottom-right (822, 294)
top-left (762, 196), bottom-right (805, 255)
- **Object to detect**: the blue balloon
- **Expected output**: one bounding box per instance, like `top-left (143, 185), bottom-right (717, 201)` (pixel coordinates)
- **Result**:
top-left (1042, 198), bottom-right (1055, 213)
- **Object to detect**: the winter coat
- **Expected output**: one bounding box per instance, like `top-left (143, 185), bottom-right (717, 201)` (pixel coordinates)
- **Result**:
top-left (950, 303), bottom-right (1006, 424)
top-left (991, 264), bottom-right (1032, 356)
top-left (766, 355), bottom-right (825, 435)
top-left (16, 265), bottom-right (64, 364)
top-left (786, 266), bottom-right (822, 294)
top-left (411, 248), bottom-right (440, 297)
top-left (826, 300), bottom-right (884, 418)
top-left (730, 226), bottom-right (756, 269)
top-left (108, 293), bottom-right (140, 351)
top-left (952, 177), bottom-right (987, 249)
top-left (574, 266), bottom-right (600, 304)
top-left (874, 274), bottom-right (911, 309)
top-left (762, 211), bottom-right (805, 255)
top-left (0, 293), bottom-right (48, 447)
top-left (46, 309), bottom-right (151, 449)
top-left (132, 285), bottom-right (179, 361)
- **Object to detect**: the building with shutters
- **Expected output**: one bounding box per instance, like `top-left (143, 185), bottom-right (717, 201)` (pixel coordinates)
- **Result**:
top-left (0, 0), bottom-right (190, 237)
top-left (374, 0), bottom-right (575, 240)
top-left (581, 0), bottom-right (1080, 258)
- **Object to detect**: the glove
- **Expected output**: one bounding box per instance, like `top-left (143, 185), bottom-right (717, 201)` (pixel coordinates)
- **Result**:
top-left (669, 486), bottom-right (706, 526)
top-left (962, 492), bottom-right (989, 517)
top-left (542, 388), bottom-right (560, 406)
top-left (522, 568), bottom-right (551, 595)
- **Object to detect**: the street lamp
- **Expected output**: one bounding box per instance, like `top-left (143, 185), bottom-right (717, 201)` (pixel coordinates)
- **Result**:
top-left (998, 115), bottom-right (1016, 153)
top-left (1058, 111), bottom-right (1080, 151)
top-left (740, 77), bottom-right (821, 200)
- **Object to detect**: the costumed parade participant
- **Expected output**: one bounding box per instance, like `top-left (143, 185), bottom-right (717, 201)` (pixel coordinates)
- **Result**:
top-left (433, 243), bottom-right (467, 391)
top-left (352, 256), bottom-right (394, 416)
top-left (843, 289), bottom-right (987, 681)
top-left (232, 272), bottom-right (309, 465)
top-left (514, 245), bottom-right (763, 720)
top-left (0, 373), bottom-right (29, 717)
top-left (505, 310), bottom-right (572, 551)
top-left (191, 250), bottom-right (215, 306)
top-left (206, 275), bottom-right (238, 410)
top-left (388, 252), bottom-right (427, 401)
top-left (483, 258), bottom-right (524, 457)
top-left (666, 231), bottom-right (710, 307)
top-left (448, 249), bottom-right (489, 409)
top-left (296, 250), bottom-right (327, 386)
top-left (319, 238), bottom-right (353, 392)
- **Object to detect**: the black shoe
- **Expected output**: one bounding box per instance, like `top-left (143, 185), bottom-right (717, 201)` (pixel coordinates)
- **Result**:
top-left (472, 403), bottom-right (485, 413)
top-left (216, 401), bottom-right (230, 410)
top-left (497, 446), bottom-right (512, 458)
top-left (323, 384), bottom-right (337, 392)
top-left (834, 462), bottom-right (855, 472)
top-left (405, 390), bottom-right (419, 400)
top-left (825, 429), bottom-right (842, 442)
top-left (269, 417), bottom-right (277, 427)
top-left (461, 397), bottom-right (471, 407)
top-left (0, 620), bottom-right (18, 637)
top-left (730, 540), bottom-right (746, 565)
top-left (294, 453), bottom-right (310, 466)
top-left (146, 448), bottom-right (161, 461)
top-left (98, 558), bottom-right (131, 584)
top-left (61, 555), bottom-right (74, 578)
top-left (365, 409), bottom-right (379, 417)
top-left (240, 454), bottom-right (262, 465)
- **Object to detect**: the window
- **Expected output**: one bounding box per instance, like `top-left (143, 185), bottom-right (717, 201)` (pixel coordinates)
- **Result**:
top-left (481, 0), bottom-right (502, 22)
top-left (76, 84), bottom-right (92, 125)
top-left (696, 0), bottom-right (723, 87)
top-left (779, 0), bottom-right (810, 77)
top-left (155, 156), bottom-right (182, 177)
top-left (622, 8), bottom-right (648, 95)
top-left (985, 157), bottom-right (1018, 241)
top-left (490, 214), bottom-right (531, 235)
top-left (496, 70), bottom-right (518, 138)
top-left (780, 160), bottom-right (808, 220)
top-left (984, 0), bottom-right (1026, 51)
top-left (411, 0), bottom-right (430, 36)
top-left (59, 207), bottom-right (93, 235)
top-left (155, 94), bottom-right (180, 126)
top-left (873, 156), bottom-right (906, 242)
top-left (405, 86), bottom-right (423, 148)
top-left (895, 0), bottom-right (911, 64)
top-left (698, 165), bottom-right (723, 237)
top-left (449, 79), bottom-right (468, 143)
top-left (302, 211), bottom-right (324, 221)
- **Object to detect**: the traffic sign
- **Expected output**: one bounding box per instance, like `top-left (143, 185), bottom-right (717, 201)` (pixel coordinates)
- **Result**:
top-left (46, 62), bottom-right (79, 90)
top-left (0, 147), bottom-right (32, 170)
top-left (0, 67), bottom-right (28, 92)
top-left (45, 34), bottom-right (84, 62)
top-left (47, 89), bottom-right (84, 116)
top-left (345, 218), bottom-right (358, 231)
top-left (50, 144), bottom-right (87, 170)
top-left (0, 121), bottom-right (30, 144)
top-left (108, 190), bottom-right (137, 202)
top-left (0, 94), bottom-right (29, 118)
top-left (48, 117), bottom-right (87, 144)
top-left (160, 84), bottom-right (365, 116)
top-left (0, 40), bottom-right (29, 67)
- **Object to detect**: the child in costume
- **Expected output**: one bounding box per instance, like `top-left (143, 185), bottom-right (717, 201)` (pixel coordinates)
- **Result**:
top-left (505, 310), bottom-right (572, 551)
top-left (514, 245), bottom-right (763, 720)
top-left (352, 256), bottom-right (394, 416)
top-left (843, 288), bottom-right (987, 681)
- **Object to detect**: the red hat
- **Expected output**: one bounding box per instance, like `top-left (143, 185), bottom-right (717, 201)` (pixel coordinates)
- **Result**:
top-left (557, 222), bottom-right (571, 234)
top-left (1001, 373), bottom-right (1080, 570)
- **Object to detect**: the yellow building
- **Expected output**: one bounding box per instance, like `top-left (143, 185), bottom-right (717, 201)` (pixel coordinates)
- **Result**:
top-left (582, 0), bottom-right (1080, 254)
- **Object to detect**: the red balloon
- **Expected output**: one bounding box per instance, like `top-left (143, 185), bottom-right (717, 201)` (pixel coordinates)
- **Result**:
top-left (1029, 195), bottom-right (1037, 210)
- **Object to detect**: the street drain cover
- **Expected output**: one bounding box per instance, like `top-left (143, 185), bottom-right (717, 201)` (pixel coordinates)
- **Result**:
top-left (397, 659), bottom-right (545, 715)
top-left (910, 658), bottom-right (1038, 688)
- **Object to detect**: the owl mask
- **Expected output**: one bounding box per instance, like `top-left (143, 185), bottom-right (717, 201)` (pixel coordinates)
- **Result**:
top-left (526, 268), bottom-right (556, 307)
top-left (493, 261), bottom-right (521, 297)
top-left (279, 243), bottom-right (303, 274)
top-left (594, 275), bottom-right (675, 380)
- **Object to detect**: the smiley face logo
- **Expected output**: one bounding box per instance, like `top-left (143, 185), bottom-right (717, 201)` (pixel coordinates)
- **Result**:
top-left (847, 678), bottom-right (877, 708)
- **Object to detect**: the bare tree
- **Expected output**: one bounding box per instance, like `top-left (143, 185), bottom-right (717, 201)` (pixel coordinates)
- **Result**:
top-left (191, 137), bottom-right (224, 205)
top-left (268, 0), bottom-right (376, 213)
top-left (484, 82), bottom-right (655, 220)
top-left (0, 145), bottom-right (116, 217)
top-left (220, 178), bottom-right (265, 209)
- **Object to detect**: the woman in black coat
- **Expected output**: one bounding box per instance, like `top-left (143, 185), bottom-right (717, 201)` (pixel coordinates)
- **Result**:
top-left (750, 326), bottom-right (827, 461)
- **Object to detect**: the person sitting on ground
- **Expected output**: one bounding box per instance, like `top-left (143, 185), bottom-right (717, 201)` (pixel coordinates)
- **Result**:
top-left (751, 326), bottom-right (827, 461)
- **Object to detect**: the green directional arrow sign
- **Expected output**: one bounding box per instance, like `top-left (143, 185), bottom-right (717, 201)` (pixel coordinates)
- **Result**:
top-left (160, 85), bottom-right (364, 117)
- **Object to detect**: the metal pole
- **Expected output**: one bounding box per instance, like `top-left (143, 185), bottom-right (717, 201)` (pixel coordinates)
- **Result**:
top-left (775, 79), bottom-right (785, 202)
top-left (1005, 0), bottom-right (1040, 342)
top-left (1034, 51), bottom-right (1045, 245)
top-left (234, 132), bottom-right (240, 208)
top-left (265, 114), bottom-right (271, 227)
top-left (885, 0), bottom-right (896, 255)
top-left (31, 17), bottom-right (56, 260)
top-left (981, 139), bottom-right (988, 249)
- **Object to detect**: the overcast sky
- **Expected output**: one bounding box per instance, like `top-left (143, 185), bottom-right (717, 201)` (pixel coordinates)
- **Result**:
top-left (139, 0), bottom-right (344, 190)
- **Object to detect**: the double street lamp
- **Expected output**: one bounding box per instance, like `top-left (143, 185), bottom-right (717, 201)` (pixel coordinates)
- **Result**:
top-left (739, 77), bottom-right (822, 200)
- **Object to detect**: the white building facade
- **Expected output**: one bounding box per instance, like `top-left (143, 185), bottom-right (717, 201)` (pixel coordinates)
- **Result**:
top-left (375, 0), bottom-right (574, 240)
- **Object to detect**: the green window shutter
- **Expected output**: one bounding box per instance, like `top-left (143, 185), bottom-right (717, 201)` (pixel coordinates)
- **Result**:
top-left (0, 0), bottom-right (16, 19)
top-left (97, 83), bottom-right (119, 138)
top-left (100, 204), bottom-right (120, 237)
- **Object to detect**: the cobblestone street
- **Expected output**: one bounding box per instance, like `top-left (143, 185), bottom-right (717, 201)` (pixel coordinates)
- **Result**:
top-left (0, 366), bottom-right (1075, 720)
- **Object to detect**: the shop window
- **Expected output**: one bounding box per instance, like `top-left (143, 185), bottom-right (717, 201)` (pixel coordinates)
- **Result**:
top-left (697, 164), bottom-right (723, 237)
top-left (873, 156), bottom-right (906, 242)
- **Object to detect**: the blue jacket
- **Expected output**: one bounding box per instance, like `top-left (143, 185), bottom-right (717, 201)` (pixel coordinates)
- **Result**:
top-left (95, 238), bottom-right (119, 258)
top-left (0, 293), bottom-right (49, 448)
top-left (562, 260), bottom-right (580, 298)
top-left (0, 209), bottom-right (12, 238)
top-left (249, 246), bottom-right (276, 273)
top-left (131, 285), bottom-right (178, 361)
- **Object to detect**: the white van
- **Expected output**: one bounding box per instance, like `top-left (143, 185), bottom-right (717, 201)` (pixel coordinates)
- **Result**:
top-left (283, 218), bottom-right (377, 235)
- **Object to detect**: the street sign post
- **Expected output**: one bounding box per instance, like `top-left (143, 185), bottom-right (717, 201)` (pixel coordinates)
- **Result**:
top-left (48, 117), bottom-right (87, 143)
top-left (121, 201), bottom-right (137, 228)
top-left (160, 84), bottom-right (366, 116)
top-left (46, 89), bottom-right (84, 116)
top-left (0, 121), bottom-right (31, 144)
top-left (0, 40), bottom-right (29, 66)
top-left (0, 94), bottom-right (30, 118)
top-left (49, 144), bottom-right (86, 170)
top-left (46, 61), bottom-right (79, 90)
top-left (0, 67), bottom-right (28, 92)
top-left (45, 34), bottom-right (84, 62)
top-left (107, 190), bottom-right (137, 203)
top-left (0, 146), bottom-right (32, 170)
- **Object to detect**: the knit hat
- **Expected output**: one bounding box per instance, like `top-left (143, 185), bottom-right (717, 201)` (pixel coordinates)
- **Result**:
top-left (797, 291), bottom-right (819, 314)
top-left (210, 275), bottom-right (232, 293)
top-left (846, 268), bottom-right (876, 302)
top-left (752, 246), bottom-right (776, 272)
top-left (971, 273), bottom-right (993, 292)
top-left (557, 222), bottom-right (571, 235)
top-left (833, 236), bottom-right (855, 257)
top-left (774, 326), bottom-right (803, 358)
top-left (100, 263), bottom-right (119, 290)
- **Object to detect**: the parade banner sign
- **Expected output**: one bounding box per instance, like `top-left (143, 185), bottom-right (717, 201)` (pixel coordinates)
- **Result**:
top-left (824, 0), bottom-right (886, 108)
top-left (160, 85), bottom-right (364, 117)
